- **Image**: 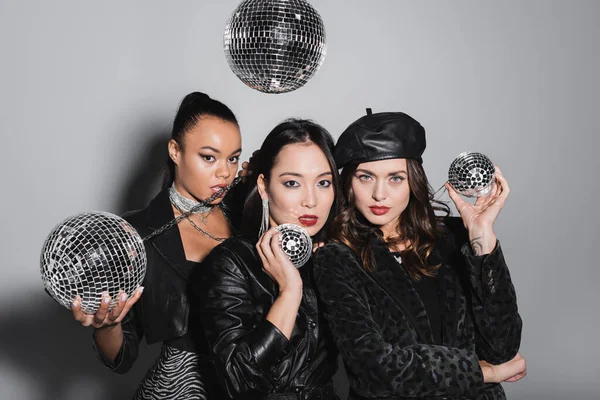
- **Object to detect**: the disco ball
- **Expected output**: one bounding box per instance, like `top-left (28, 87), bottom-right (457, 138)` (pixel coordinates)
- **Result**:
top-left (40, 212), bottom-right (147, 314)
top-left (276, 223), bottom-right (312, 268)
top-left (448, 152), bottom-right (496, 197)
top-left (224, 0), bottom-right (327, 93)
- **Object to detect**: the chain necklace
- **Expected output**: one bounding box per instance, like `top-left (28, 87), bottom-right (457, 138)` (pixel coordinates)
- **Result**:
top-left (169, 184), bottom-right (212, 215)
top-left (171, 201), bottom-right (227, 243)
top-left (143, 177), bottom-right (242, 243)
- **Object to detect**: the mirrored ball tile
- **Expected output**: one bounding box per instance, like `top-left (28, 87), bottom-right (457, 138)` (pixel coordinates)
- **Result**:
top-left (224, 0), bottom-right (327, 93)
top-left (41, 212), bottom-right (146, 314)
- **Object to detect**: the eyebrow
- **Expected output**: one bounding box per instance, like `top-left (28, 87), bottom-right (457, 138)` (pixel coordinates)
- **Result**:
top-left (199, 146), bottom-right (242, 156)
top-left (278, 171), bottom-right (333, 178)
top-left (355, 168), bottom-right (407, 176)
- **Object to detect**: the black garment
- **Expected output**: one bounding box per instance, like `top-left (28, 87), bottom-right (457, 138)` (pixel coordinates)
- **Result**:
top-left (189, 236), bottom-right (339, 400)
top-left (91, 187), bottom-right (227, 399)
top-left (390, 251), bottom-right (442, 345)
top-left (313, 217), bottom-right (522, 400)
top-left (165, 260), bottom-right (202, 352)
top-left (334, 111), bottom-right (427, 167)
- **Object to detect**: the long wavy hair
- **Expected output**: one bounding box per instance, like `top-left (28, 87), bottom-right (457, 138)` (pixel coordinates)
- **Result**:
top-left (329, 159), bottom-right (449, 280)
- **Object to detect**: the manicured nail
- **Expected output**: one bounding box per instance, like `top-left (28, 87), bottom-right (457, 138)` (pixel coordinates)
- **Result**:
top-left (103, 297), bottom-right (110, 304)
top-left (72, 300), bottom-right (79, 308)
top-left (139, 286), bottom-right (145, 293)
top-left (121, 293), bottom-right (127, 302)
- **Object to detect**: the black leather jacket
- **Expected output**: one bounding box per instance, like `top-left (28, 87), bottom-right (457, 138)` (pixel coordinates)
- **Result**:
top-left (91, 188), bottom-right (214, 373)
top-left (189, 236), bottom-right (339, 400)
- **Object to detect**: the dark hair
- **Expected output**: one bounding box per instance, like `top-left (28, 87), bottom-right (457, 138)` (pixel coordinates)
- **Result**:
top-left (162, 92), bottom-right (238, 187)
top-left (330, 159), bottom-right (450, 280)
top-left (242, 119), bottom-right (341, 244)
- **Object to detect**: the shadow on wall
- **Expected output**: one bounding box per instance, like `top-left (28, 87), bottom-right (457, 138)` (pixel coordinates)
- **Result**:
top-left (114, 129), bottom-right (170, 215)
top-left (0, 291), bottom-right (160, 400)
top-left (0, 130), bottom-right (170, 400)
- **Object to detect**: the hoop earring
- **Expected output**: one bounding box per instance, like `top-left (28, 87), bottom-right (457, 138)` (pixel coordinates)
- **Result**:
top-left (259, 198), bottom-right (269, 237)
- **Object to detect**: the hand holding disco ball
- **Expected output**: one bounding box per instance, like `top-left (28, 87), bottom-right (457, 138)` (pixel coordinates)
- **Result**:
top-left (445, 152), bottom-right (511, 232)
top-left (40, 212), bottom-right (147, 315)
top-left (257, 223), bottom-right (312, 291)
top-left (40, 179), bottom-right (241, 319)
top-left (276, 223), bottom-right (312, 268)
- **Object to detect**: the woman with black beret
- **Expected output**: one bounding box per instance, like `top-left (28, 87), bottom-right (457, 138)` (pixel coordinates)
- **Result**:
top-left (313, 109), bottom-right (525, 400)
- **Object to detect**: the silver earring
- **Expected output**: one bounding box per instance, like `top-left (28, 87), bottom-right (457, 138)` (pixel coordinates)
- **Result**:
top-left (259, 198), bottom-right (269, 237)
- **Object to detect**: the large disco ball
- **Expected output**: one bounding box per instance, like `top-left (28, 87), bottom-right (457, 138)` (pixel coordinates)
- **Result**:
top-left (448, 152), bottom-right (496, 197)
top-left (40, 212), bottom-right (146, 314)
top-left (224, 0), bottom-right (327, 93)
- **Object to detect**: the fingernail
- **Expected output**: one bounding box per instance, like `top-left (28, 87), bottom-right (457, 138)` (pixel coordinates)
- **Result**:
top-left (103, 297), bottom-right (110, 304)
top-left (121, 293), bottom-right (127, 301)
top-left (72, 300), bottom-right (78, 308)
top-left (139, 286), bottom-right (145, 293)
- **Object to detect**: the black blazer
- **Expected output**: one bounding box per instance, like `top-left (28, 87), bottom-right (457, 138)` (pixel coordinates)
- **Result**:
top-left (92, 188), bottom-right (211, 373)
top-left (189, 236), bottom-right (339, 400)
top-left (312, 217), bottom-right (522, 400)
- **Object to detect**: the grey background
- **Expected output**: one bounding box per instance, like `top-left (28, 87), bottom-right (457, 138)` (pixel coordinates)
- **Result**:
top-left (0, 0), bottom-right (598, 399)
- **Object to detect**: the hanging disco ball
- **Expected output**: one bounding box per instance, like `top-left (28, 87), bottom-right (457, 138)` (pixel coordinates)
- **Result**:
top-left (448, 152), bottom-right (496, 197)
top-left (224, 0), bottom-right (327, 94)
top-left (276, 223), bottom-right (312, 268)
top-left (40, 211), bottom-right (146, 314)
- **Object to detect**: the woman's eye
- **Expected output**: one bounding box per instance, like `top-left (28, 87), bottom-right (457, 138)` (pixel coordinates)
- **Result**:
top-left (228, 156), bottom-right (240, 163)
top-left (283, 180), bottom-right (300, 188)
top-left (201, 154), bottom-right (215, 162)
top-left (390, 175), bottom-right (405, 183)
top-left (318, 180), bottom-right (332, 188)
top-left (358, 174), bottom-right (372, 182)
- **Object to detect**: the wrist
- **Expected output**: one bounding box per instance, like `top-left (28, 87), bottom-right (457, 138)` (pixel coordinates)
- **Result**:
top-left (468, 228), bottom-right (496, 256)
top-left (95, 321), bottom-right (121, 334)
top-left (480, 363), bottom-right (496, 383)
top-left (467, 221), bottom-right (493, 237)
top-left (279, 284), bottom-right (303, 301)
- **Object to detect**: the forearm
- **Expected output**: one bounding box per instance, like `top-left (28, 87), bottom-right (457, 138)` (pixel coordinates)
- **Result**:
top-left (93, 324), bottom-right (124, 362)
top-left (468, 225), bottom-right (497, 255)
top-left (266, 289), bottom-right (302, 339)
top-left (462, 241), bottom-right (522, 363)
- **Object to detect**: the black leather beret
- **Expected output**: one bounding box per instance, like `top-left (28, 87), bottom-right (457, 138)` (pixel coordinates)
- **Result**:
top-left (334, 109), bottom-right (426, 168)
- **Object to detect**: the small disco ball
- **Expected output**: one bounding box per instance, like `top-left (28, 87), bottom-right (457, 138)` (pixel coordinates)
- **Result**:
top-left (276, 223), bottom-right (312, 268)
top-left (40, 211), bottom-right (146, 314)
top-left (224, 0), bottom-right (327, 94)
top-left (448, 152), bottom-right (496, 197)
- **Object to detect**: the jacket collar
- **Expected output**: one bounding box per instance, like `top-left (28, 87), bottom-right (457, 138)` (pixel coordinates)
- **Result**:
top-left (368, 237), bottom-right (434, 343)
top-left (367, 234), bottom-right (462, 346)
top-left (145, 187), bottom-right (188, 279)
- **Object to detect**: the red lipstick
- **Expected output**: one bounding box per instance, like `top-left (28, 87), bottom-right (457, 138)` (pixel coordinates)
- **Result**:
top-left (298, 214), bottom-right (318, 227)
top-left (369, 206), bottom-right (390, 216)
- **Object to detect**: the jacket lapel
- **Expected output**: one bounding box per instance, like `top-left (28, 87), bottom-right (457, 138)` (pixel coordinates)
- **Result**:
top-left (369, 239), bottom-right (435, 344)
top-left (146, 188), bottom-right (188, 281)
top-left (430, 233), bottom-right (463, 347)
